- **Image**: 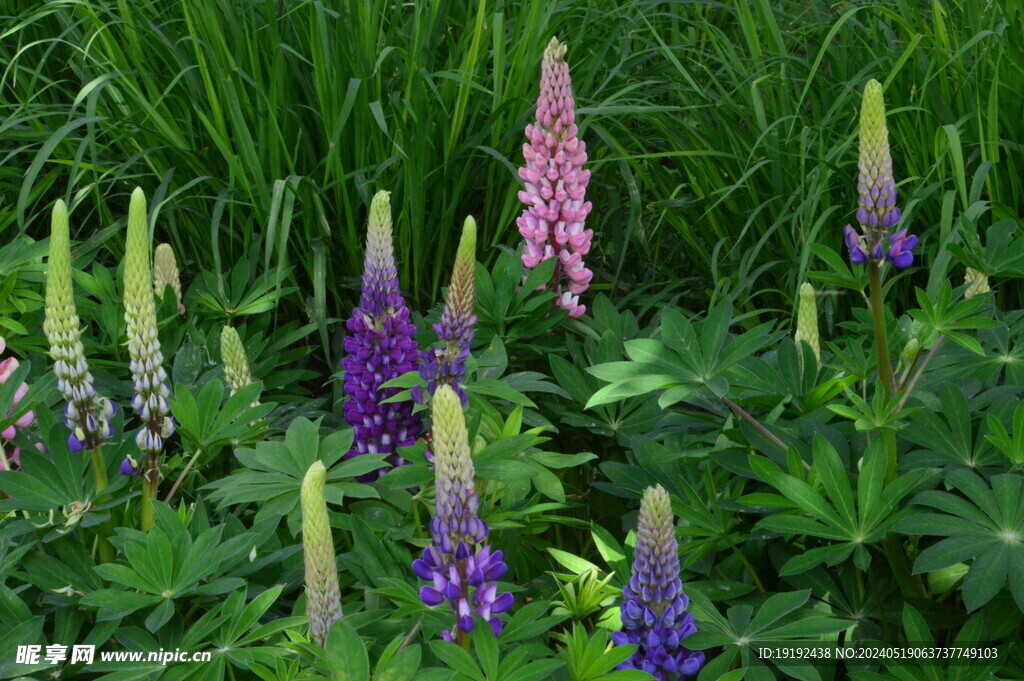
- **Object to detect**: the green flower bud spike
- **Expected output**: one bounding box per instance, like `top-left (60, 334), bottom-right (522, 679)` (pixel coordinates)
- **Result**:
top-left (793, 282), bottom-right (820, 360)
top-left (124, 188), bottom-right (175, 531)
top-left (964, 268), bottom-right (990, 299)
top-left (221, 326), bottom-right (255, 399)
top-left (153, 243), bottom-right (186, 315)
top-left (301, 461), bottom-right (342, 647)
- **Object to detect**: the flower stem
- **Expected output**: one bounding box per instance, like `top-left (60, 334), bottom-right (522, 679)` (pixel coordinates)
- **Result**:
top-left (868, 263), bottom-right (898, 482)
top-left (89, 447), bottom-right (109, 495)
top-left (141, 452), bottom-right (159, 531)
top-left (88, 445), bottom-right (114, 563)
top-left (164, 448), bottom-right (202, 504)
top-left (867, 262), bottom-right (894, 397)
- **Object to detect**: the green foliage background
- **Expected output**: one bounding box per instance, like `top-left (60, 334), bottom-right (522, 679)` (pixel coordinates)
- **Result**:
top-left (4, 0), bottom-right (1021, 321)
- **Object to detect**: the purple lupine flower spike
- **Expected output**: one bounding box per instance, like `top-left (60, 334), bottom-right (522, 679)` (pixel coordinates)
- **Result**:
top-left (517, 36), bottom-right (593, 318)
top-left (342, 191), bottom-right (422, 479)
top-left (841, 79), bottom-right (918, 270)
top-left (415, 216), bottom-right (477, 405)
top-left (613, 485), bottom-right (703, 680)
top-left (413, 385), bottom-right (512, 643)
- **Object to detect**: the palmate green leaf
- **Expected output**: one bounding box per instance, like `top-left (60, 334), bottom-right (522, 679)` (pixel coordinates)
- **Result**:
top-left (586, 302), bottom-right (780, 409)
top-left (0, 422), bottom-right (103, 515)
top-left (688, 588), bottom-right (850, 681)
top-left (558, 623), bottom-right (640, 681)
top-left (86, 504), bottom-right (260, 631)
top-left (170, 380), bottom-right (274, 457)
top-left (750, 437), bottom-right (925, 575)
top-left (900, 470), bottom-right (1024, 611)
top-left (902, 384), bottom-right (997, 468)
top-left (908, 282), bottom-right (999, 356)
top-left (203, 418), bottom-right (379, 530)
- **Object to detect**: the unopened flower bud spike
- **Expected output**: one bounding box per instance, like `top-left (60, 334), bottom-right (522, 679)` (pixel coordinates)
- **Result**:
top-left (123, 188), bottom-right (175, 531)
top-left (153, 243), bottom-right (186, 314)
top-left (301, 461), bottom-right (342, 646)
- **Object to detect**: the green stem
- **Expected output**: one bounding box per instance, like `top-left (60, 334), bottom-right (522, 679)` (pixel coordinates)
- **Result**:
top-left (868, 263), bottom-right (898, 481)
top-left (87, 445), bottom-right (115, 564)
top-left (90, 447), bottom-right (109, 495)
top-left (141, 452), bottom-right (159, 531)
top-left (163, 448), bottom-right (202, 504)
top-left (867, 262), bottom-right (894, 398)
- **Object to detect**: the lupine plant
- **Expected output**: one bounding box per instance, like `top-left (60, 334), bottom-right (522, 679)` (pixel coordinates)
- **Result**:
top-left (221, 326), bottom-right (254, 395)
top-left (517, 36), bottom-right (593, 318)
top-left (841, 80), bottom-right (917, 403)
top-left (413, 384), bottom-right (512, 645)
top-left (341, 190), bottom-right (422, 478)
top-left (793, 282), bottom-right (820, 361)
top-left (414, 216), bottom-right (477, 404)
top-left (123, 188), bottom-right (175, 529)
top-left (301, 460), bottom-right (342, 647)
top-left (613, 485), bottom-right (702, 679)
top-left (43, 200), bottom-right (116, 490)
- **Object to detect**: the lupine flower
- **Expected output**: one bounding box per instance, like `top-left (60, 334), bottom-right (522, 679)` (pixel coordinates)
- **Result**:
top-left (964, 267), bottom-right (990, 298)
top-left (0, 337), bottom-right (36, 471)
top-left (841, 80), bottom-right (918, 270)
top-left (412, 385), bottom-right (512, 642)
top-left (341, 191), bottom-right (422, 478)
top-left (793, 282), bottom-right (821, 360)
top-left (153, 243), bottom-right (186, 315)
top-left (414, 216), bottom-right (477, 404)
top-left (221, 326), bottom-right (255, 396)
top-left (123, 189), bottom-right (174, 468)
top-left (517, 36), bottom-right (593, 318)
top-left (44, 200), bottom-right (117, 456)
top-left (613, 485), bottom-right (703, 680)
top-left (120, 455), bottom-right (141, 477)
top-left (301, 460), bottom-right (343, 647)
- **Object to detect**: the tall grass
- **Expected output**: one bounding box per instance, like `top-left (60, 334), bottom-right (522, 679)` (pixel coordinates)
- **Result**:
top-left (2, 0), bottom-right (1021, 331)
